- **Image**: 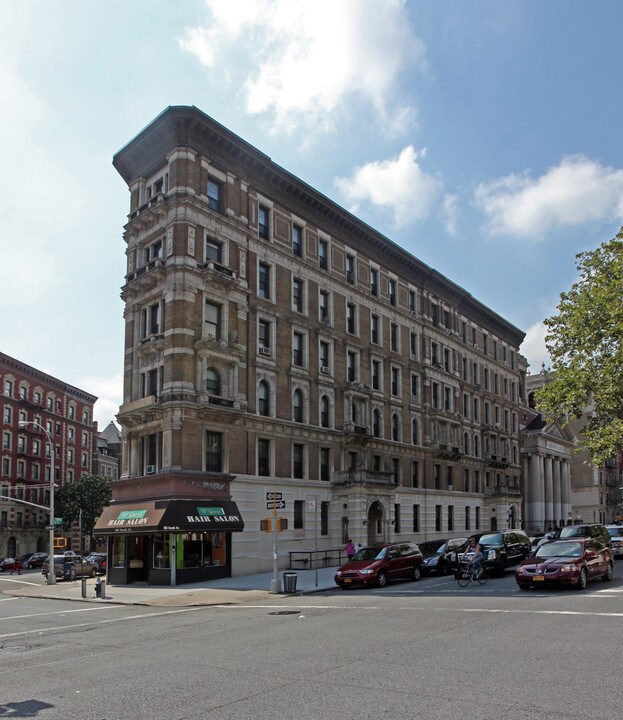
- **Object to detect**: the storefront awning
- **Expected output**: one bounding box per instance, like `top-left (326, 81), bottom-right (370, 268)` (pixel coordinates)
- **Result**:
top-left (94, 499), bottom-right (244, 535)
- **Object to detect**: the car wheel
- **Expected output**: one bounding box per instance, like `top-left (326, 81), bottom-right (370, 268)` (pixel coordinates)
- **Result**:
top-left (90, 568), bottom-right (97, 578)
top-left (439, 561), bottom-right (449, 576)
top-left (602, 561), bottom-right (614, 582)
top-left (517, 583), bottom-right (530, 591)
top-left (27, 563), bottom-right (33, 569)
top-left (577, 567), bottom-right (588, 590)
top-left (412, 565), bottom-right (421, 582)
top-left (377, 571), bottom-right (388, 588)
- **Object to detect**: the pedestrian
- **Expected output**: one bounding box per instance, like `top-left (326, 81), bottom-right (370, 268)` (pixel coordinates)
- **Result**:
top-left (345, 538), bottom-right (355, 560)
top-left (10, 558), bottom-right (21, 575)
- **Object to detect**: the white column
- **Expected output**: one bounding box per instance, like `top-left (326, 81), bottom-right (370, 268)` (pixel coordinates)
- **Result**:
top-left (561, 460), bottom-right (572, 523)
top-left (544, 456), bottom-right (554, 530)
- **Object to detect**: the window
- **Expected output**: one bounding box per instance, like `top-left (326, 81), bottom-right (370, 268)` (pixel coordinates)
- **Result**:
top-left (448, 505), bottom-right (454, 531)
top-left (293, 389), bottom-right (304, 422)
top-left (2, 458), bottom-right (9, 475)
top-left (207, 178), bottom-right (222, 213)
top-left (205, 432), bottom-right (223, 472)
top-left (205, 301), bottom-right (221, 339)
top-left (435, 505), bottom-right (442, 532)
top-left (410, 332), bottom-right (418, 359)
top-left (410, 374), bottom-right (419, 402)
top-left (142, 301), bottom-right (163, 337)
top-left (346, 302), bottom-right (356, 334)
top-left (347, 351), bottom-right (358, 382)
top-left (372, 359), bottom-right (381, 390)
top-left (434, 464), bottom-right (441, 490)
top-left (373, 409), bottom-right (381, 437)
top-left (258, 438), bottom-right (270, 476)
top-left (2, 431), bottom-right (10, 450)
top-left (411, 418), bottom-right (419, 445)
top-left (409, 290), bottom-right (417, 314)
top-left (318, 238), bottom-right (328, 270)
top-left (258, 204), bottom-right (270, 239)
top-left (392, 458), bottom-right (400, 485)
top-left (319, 290), bottom-right (330, 324)
top-left (321, 501), bottom-right (329, 535)
top-left (370, 267), bottom-right (378, 296)
top-left (293, 332), bottom-right (305, 367)
top-left (293, 277), bottom-right (305, 313)
top-left (258, 319), bottom-right (271, 353)
top-left (413, 504), bottom-right (420, 532)
top-left (319, 341), bottom-right (330, 372)
top-left (475, 506), bottom-right (480, 530)
top-left (389, 278), bottom-right (397, 306)
top-left (3, 406), bottom-right (11, 423)
top-left (394, 504), bottom-right (401, 534)
top-left (320, 396), bottom-right (330, 428)
top-left (258, 262), bottom-right (271, 299)
top-left (292, 225), bottom-right (303, 256)
top-left (411, 461), bottom-right (419, 488)
top-left (4, 380), bottom-right (13, 397)
top-left (205, 237), bottom-right (222, 264)
top-left (346, 254), bottom-right (355, 283)
top-left (390, 323), bottom-right (399, 352)
top-left (320, 447), bottom-right (331, 481)
top-left (465, 506), bottom-right (471, 531)
top-left (292, 444), bottom-right (304, 478)
top-left (391, 413), bottom-right (400, 441)
top-left (258, 381), bottom-right (270, 416)
top-left (371, 313), bottom-right (383, 345)
top-left (294, 500), bottom-right (304, 529)
top-left (391, 367), bottom-right (400, 396)
top-left (206, 368), bottom-right (220, 395)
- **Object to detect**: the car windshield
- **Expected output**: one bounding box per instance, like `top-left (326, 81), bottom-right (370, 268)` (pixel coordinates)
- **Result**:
top-left (607, 527), bottom-right (623, 537)
top-left (535, 541), bottom-right (583, 559)
top-left (478, 533), bottom-right (503, 546)
top-left (419, 541), bottom-right (446, 555)
top-left (559, 526), bottom-right (590, 538)
top-left (352, 547), bottom-right (386, 561)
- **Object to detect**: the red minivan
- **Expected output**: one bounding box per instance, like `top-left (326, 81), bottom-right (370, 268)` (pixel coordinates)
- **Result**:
top-left (334, 542), bottom-right (423, 589)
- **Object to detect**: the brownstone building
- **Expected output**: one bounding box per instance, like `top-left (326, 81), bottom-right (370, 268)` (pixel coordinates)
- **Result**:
top-left (0, 351), bottom-right (97, 558)
top-left (99, 106), bottom-right (527, 582)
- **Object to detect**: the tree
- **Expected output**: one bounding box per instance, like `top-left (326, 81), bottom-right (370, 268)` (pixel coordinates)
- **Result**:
top-left (537, 228), bottom-right (623, 466)
top-left (55, 474), bottom-right (112, 551)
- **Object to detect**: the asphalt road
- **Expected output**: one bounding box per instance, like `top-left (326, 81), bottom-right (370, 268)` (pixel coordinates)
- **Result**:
top-left (1, 568), bottom-right (622, 719)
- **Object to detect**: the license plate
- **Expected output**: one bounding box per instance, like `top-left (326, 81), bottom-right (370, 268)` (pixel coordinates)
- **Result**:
top-left (533, 575), bottom-right (545, 582)
top-left (343, 578), bottom-right (352, 583)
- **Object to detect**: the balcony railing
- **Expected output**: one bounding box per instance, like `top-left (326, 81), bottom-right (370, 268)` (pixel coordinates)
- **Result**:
top-left (332, 469), bottom-right (395, 487)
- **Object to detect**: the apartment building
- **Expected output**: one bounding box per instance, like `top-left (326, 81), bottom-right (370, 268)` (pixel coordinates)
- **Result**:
top-left (100, 106), bottom-right (527, 582)
top-left (0, 351), bottom-right (96, 558)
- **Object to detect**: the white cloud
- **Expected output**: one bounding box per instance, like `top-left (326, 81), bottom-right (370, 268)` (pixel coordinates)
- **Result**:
top-left (520, 321), bottom-right (550, 374)
top-left (334, 146), bottom-right (441, 226)
top-left (79, 374), bottom-right (123, 430)
top-left (179, 0), bottom-right (424, 133)
top-left (475, 155), bottom-right (623, 239)
top-left (442, 194), bottom-right (460, 236)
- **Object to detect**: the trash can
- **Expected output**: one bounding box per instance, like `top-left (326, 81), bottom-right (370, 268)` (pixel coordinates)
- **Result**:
top-left (283, 572), bottom-right (298, 593)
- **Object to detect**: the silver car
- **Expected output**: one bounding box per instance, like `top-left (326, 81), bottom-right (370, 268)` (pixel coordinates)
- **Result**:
top-left (606, 526), bottom-right (623, 558)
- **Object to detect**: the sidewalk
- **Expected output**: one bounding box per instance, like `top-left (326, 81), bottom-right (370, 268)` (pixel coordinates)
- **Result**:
top-left (2, 567), bottom-right (338, 607)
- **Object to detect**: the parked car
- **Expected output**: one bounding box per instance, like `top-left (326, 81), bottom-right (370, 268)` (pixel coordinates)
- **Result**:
top-left (0, 557), bottom-right (20, 573)
top-left (473, 530), bottom-right (532, 576)
top-left (421, 537), bottom-right (469, 575)
top-left (18, 552), bottom-right (36, 565)
top-left (25, 552), bottom-right (49, 569)
top-left (605, 526), bottom-right (623, 558)
top-left (553, 523), bottom-right (611, 550)
top-left (42, 554), bottom-right (98, 581)
top-left (334, 542), bottom-right (423, 588)
top-left (85, 553), bottom-right (107, 575)
top-left (515, 538), bottom-right (614, 590)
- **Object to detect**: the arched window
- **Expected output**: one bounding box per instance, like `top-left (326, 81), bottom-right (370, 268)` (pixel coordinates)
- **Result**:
top-left (320, 395), bottom-right (330, 428)
top-left (463, 431), bottom-right (470, 456)
top-left (392, 413), bottom-right (400, 442)
top-left (258, 380), bottom-right (270, 416)
top-left (373, 409), bottom-right (381, 438)
top-left (206, 368), bottom-right (220, 395)
top-left (293, 389), bottom-right (304, 422)
top-left (411, 418), bottom-right (419, 445)
top-left (474, 434), bottom-right (480, 457)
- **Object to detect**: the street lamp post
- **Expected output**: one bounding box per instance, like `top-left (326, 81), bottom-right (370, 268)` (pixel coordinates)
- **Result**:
top-left (19, 420), bottom-right (56, 585)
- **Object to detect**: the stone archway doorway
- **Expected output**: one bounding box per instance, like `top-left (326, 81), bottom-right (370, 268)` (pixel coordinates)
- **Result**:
top-left (367, 501), bottom-right (384, 545)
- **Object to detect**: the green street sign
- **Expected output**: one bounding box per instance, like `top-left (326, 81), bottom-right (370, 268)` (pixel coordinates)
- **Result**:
top-left (53, 518), bottom-right (63, 525)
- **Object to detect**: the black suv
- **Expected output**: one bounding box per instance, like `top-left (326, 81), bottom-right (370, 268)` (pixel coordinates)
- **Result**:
top-left (476, 530), bottom-right (532, 576)
top-left (554, 523), bottom-right (611, 550)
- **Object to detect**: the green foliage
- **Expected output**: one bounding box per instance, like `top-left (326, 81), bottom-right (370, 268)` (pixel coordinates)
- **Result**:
top-left (537, 228), bottom-right (623, 465)
top-left (55, 474), bottom-right (112, 540)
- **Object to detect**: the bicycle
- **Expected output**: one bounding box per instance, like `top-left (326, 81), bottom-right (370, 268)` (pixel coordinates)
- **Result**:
top-left (456, 561), bottom-right (491, 587)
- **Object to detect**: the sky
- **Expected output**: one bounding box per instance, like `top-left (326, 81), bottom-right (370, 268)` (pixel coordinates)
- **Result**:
top-left (2, 0), bottom-right (623, 430)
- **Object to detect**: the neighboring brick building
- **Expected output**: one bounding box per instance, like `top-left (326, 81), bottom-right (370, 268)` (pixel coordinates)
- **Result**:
top-left (0, 351), bottom-right (97, 558)
top-left (100, 106), bottom-right (527, 582)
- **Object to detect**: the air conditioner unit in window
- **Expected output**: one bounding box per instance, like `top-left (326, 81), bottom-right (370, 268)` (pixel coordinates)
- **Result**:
top-left (448, 485), bottom-right (454, 491)
top-left (320, 366), bottom-right (330, 374)
top-left (259, 346), bottom-right (271, 356)
top-left (473, 344), bottom-right (479, 350)
top-left (146, 465), bottom-right (156, 475)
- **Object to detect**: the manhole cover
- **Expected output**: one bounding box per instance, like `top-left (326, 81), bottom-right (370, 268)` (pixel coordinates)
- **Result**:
top-left (268, 610), bottom-right (300, 616)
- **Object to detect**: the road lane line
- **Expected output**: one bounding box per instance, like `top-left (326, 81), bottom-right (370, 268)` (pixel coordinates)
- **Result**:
top-left (0, 606), bottom-right (119, 622)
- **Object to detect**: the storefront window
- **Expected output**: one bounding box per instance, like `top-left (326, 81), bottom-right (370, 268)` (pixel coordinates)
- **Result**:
top-left (153, 533), bottom-right (170, 569)
top-left (177, 531), bottom-right (227, 568)
top-left (129, 536), bottom-right (145, 568)
top-left (112, 536), bottom-right (126, 568)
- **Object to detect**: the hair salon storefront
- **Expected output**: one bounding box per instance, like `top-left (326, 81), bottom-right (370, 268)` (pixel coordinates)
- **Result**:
top-left (93, 499), bottom-right (244, 586)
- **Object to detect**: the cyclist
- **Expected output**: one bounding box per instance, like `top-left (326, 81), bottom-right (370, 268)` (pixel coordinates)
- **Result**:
top-left (465, 536), bottom-right (485, 578)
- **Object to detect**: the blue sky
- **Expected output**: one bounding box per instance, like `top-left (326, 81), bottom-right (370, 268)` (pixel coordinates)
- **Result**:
top-left (2, 0), bottom-right (623, 428)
